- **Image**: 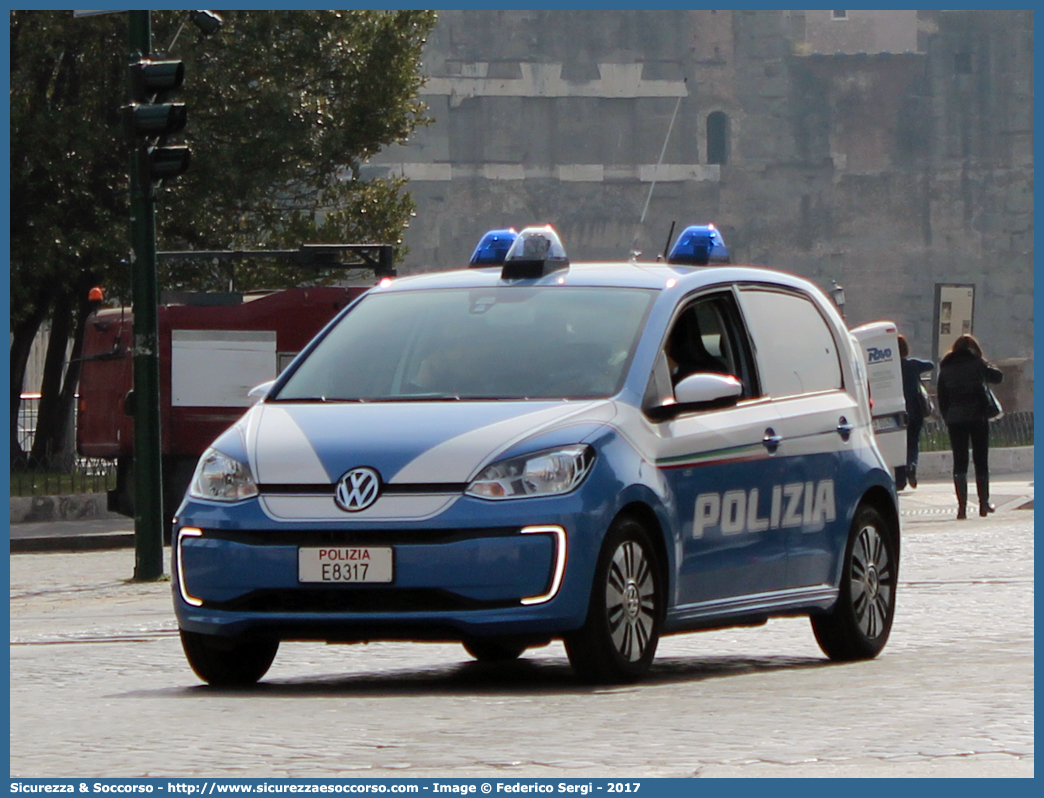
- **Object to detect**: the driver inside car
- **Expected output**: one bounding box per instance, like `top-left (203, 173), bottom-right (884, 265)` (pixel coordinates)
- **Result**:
top-left (665, 306), bottom-right (730, 384)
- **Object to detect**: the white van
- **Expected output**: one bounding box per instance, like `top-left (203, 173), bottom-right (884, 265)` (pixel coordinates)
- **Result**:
top-left (851, 321), bottom-right (907, 475)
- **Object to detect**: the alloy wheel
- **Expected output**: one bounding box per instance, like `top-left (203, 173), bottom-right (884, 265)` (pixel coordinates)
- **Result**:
top-left (605, 539), bottom-right (657, 662)
top-left (850, 522), bottom-right (894, 640)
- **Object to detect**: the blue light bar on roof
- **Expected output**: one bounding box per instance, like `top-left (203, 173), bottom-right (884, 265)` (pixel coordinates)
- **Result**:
top-left (469, 228), bottom-right (519, 266)
top-left (667, 224), bottom-right (730, 265)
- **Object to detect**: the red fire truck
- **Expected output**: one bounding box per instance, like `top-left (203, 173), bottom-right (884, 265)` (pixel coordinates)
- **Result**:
top-left (76, 245), bottom-right (391, 530)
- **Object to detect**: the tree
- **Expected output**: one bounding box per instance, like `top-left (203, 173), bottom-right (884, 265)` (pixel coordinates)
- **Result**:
top-left (10, 11), bottom-right (128, 470)
top-left (9, 10), bottom-right (437, 469)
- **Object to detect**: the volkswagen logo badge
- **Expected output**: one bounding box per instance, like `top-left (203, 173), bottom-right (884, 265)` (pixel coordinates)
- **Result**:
top-left (334, 467), bottom-right (381, 512)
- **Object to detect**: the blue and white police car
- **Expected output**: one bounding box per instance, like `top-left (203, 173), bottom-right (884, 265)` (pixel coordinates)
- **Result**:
top-left (174, 224), bottom-right (899, 685)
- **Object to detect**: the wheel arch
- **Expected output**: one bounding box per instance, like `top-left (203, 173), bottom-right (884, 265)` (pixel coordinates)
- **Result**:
top-left (612, 500), bottom-right (671, 619)
top-left (859, 485), bottom-right (901, 563)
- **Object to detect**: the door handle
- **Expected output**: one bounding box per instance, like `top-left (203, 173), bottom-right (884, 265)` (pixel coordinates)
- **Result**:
top-left (837, 416), bottom-right (854, 441)
top-left (762, 428), bottom-right (782, 453)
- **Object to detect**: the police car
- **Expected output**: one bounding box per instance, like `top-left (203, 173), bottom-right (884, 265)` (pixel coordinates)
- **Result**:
top-left (174, 224), bottom-right (900, 685)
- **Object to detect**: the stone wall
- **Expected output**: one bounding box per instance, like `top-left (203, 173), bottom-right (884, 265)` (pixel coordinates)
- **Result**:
top-left (368, 10), bottom-right (1033, 405)
top-left (800, 9), bottom-right (919, 56)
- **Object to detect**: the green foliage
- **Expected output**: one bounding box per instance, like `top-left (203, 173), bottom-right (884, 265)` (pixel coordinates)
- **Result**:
top-left (154, 9), bottom-right (436, 291)
top-left (10, 9), bottom-right (437, 303)
top-left (10, 10), bottom-right (129, 324)
top-left (9, 9), bottom-right (436, 467)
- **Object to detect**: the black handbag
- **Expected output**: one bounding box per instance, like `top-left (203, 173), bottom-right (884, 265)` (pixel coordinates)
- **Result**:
top-left (917, 382), bottom-right (935, 418)
top-left (985, 385), bottom-right (1003, 420)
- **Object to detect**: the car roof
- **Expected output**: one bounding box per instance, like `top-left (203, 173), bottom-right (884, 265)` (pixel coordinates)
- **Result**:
top-left (378, 260), bottom-right (822, 295)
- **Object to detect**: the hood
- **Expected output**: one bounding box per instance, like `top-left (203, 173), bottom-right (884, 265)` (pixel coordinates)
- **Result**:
top-left (229, 400), bottom-right (615, 522)
top-left (246, 400), bottom-right (616, 486)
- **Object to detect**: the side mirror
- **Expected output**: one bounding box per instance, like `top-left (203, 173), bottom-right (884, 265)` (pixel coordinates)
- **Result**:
top-left (644, 371), bottom-right (744, 422)
top-left (674, 372), bottom-right (743, 405)
top-left (248, 380), bottom-right (276, 403)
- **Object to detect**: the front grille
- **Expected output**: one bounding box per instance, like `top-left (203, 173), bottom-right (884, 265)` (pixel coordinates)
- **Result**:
top-left (201, 526), bottom-right (520, 547)
top-left (208, 587), bottom-right (519, 613)
top-left (258, 483), bottom-right (467, 495)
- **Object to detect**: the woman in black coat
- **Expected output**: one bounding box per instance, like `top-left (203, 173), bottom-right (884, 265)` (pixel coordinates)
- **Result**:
top-left (936, 334), bottom-right (1004, 519)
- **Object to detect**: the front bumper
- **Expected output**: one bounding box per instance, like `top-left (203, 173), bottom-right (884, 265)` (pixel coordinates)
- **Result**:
top-left (173, 494), bottom-right (606, 642)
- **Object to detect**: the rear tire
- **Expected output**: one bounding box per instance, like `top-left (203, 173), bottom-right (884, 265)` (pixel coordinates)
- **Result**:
top-left (462, 637), bottom-right (527, 662)
top-left (180, 629), bottom-right (278, 686)
top-left (565, 517), bottom-right (662, 683)
top-left (811, 504), bottom-right (898, 661)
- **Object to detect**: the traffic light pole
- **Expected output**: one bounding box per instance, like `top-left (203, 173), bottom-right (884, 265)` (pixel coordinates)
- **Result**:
top-left (127, 11), bottom-right (165, 581)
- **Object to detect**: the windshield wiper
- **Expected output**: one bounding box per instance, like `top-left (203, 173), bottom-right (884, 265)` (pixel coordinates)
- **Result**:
top-left (271, 394), bottom-right (565, 403)
top-left (374, 393), bottom-right (463, 402)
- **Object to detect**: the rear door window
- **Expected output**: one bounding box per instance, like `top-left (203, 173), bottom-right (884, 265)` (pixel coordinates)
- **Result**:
top-left (737, 288), bottom-right (842, 397)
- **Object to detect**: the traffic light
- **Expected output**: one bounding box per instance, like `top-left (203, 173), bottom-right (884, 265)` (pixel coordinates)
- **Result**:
top-left (124, 59), bottom-right (190, 183)
top-left (190, 10), bottom-right (223, 35)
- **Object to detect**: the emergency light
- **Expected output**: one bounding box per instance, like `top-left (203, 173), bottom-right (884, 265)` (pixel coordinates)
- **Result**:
top-left (469, 228), bottom-right (519, 266)
top-left (501, 225), bottom-right (570, 279)
top-left (667, 224), bottom-right (730, 265)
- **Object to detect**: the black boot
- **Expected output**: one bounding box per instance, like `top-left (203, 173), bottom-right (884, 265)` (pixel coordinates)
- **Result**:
top-left (908, 466), bottom-right (918, 489)
top-left (954, 474), bottom-right (968, 519)
top-left (977, 475), bottom-right (996, 516)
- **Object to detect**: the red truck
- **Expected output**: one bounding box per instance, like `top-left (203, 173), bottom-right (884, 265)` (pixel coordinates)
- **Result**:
top-left (77, 246), bottom-right (391, 529)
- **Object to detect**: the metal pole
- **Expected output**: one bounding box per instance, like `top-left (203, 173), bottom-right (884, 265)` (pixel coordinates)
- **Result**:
top-left (632, 80), bottom-right (686, 256)
top-left (127, 10), bottom-right (165, 580)
top-left (638, 91), bottom-right (684, 228)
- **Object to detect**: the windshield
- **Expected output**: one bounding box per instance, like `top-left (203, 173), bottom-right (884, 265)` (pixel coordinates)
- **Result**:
top-left (274, 286), bottom-right (657, 402)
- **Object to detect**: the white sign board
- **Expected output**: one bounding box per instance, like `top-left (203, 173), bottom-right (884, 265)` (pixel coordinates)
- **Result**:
top-left (934, 283), bottom-right (975, 361)
top-left (171, 330), bottom-right (277, 407)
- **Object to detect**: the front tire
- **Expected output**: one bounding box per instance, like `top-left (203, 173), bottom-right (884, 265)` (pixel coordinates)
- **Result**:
top-left (811, 504), bottom-right (898, 661)
top-left (565, 517), bottom-right (662, 683)
top-left (180, 629), bottom-right (278, 686)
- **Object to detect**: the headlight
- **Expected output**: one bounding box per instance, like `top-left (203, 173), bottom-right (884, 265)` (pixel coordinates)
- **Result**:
top-left (188, 448), bottom-right (259, 502)
top-left (466, 444), bottom-right (594, 500)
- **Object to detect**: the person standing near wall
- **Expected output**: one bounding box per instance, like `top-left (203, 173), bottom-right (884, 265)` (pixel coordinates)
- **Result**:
top-left (937, 334), bottom-right (1004, 519)
top-left (896, 334), bottom-right (934, 490)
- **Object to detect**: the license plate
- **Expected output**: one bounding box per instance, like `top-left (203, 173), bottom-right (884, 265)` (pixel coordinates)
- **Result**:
top-left (873, 415), bottom-right (899, 432)
top-left (298, 547), bottom-right (393, 584)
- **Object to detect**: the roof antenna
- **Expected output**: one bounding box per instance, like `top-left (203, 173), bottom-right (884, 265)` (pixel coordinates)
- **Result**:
top-left (632, 79), bottom-right (685, 259)
top-left (661, 220), bottom-right (676, 261)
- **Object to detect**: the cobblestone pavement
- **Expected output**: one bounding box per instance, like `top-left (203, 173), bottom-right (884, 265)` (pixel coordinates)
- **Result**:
top-left (9, 478), bottom-right (1034, 778)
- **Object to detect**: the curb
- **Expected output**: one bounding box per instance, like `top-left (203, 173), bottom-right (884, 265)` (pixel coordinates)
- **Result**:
top-left (10, 532), bottom-right (137, 554)
top-left (914, 446), bottom-right (1034, 480)
top-left (10, 492), bottom-right (115, 525)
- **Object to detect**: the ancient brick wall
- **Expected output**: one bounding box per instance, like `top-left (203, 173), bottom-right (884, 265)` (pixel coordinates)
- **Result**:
top-left (368, 9), bottom-right (1032, 399)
